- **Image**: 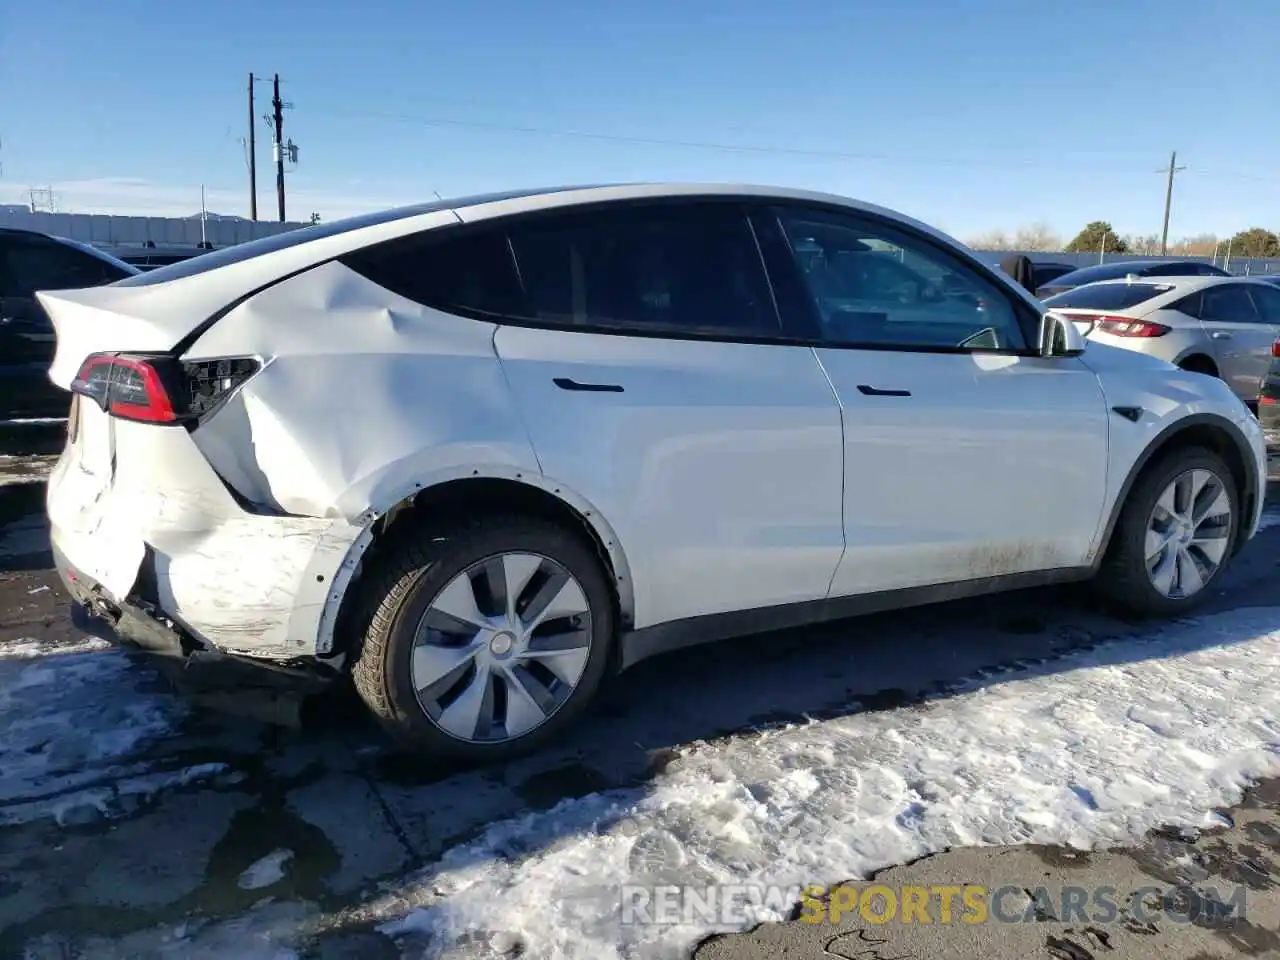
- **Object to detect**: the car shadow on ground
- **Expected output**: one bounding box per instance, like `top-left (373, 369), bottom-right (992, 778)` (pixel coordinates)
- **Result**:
top-left (1, 480), bottom-right (1277, 953)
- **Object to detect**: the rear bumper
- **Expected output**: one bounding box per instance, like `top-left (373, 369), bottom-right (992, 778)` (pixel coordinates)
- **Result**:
top-left (47, 412), bottom-right (367, 661)
top-left (56, 543), bottom-right (338, 695)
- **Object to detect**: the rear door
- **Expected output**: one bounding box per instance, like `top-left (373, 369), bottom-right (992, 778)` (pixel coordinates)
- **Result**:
top-left (467, 200), bottom-right (847, 629)
top-left (1197, 283), bottom-right (1276, 400)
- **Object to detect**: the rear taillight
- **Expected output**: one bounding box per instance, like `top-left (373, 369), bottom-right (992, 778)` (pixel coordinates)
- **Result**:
top-left (72, 354), bottom-right (178, 423)
top-left (70, 353), bottom-right (259, 424)
top-left (1272, 338), bottom-right (1280, 358)
top-left (1094, 318), bottom-right (1170, 338)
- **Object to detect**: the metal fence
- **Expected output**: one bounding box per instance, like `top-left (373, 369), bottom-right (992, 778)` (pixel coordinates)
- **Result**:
top-left (971, 249), bottom-right (1280, 277)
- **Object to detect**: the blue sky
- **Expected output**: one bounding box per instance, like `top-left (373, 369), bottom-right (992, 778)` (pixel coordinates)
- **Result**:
top-left (1, 0), bottom-right (1276, 241)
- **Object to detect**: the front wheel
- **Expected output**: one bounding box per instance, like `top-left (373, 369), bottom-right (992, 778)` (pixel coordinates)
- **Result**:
top-left (1095, 447), bottom-right (1238, 617)
top-left (350, 516), bottom-right (616, 761)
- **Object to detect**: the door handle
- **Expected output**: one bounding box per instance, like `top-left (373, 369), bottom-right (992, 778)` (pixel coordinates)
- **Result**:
top-left (553, 377), bottom-right (624, 393)
top-left (856, 384), bottom-right (912, 397)
top-left (1211, 331), bottom-right (1232, 340)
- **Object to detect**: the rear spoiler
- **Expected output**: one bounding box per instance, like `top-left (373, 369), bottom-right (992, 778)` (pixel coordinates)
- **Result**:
top-left (37, 286), bottom-right (204, 390)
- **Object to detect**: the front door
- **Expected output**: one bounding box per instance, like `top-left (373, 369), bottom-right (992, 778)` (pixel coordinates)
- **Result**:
top-left (1197, 283), bottom-right (1278, 401)
top-left (758, 204), bottom-right (1111, 597)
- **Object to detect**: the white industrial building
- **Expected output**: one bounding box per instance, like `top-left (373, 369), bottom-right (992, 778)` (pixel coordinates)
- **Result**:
top-left (1, 205), bottom-right (307, 263)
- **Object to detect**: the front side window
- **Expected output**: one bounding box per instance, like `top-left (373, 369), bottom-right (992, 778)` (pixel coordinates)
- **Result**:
top-left (774, 208), bottom-right (1028, 351)
top-left (506, 203), bottom-right (780, 337)
top-left (1247, 284), bottom-right (1280, 324)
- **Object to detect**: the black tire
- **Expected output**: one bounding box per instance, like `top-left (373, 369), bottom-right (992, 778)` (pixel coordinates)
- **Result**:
top-left (349, 515), bottom-right (616, 761)
top-left (1095, 446), bottom-right (1238, 617)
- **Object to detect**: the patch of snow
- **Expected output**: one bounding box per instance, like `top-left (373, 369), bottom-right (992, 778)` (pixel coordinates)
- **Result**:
top-left (0, 644), bottom-right (193, 827)
top-left (381, 607), bottom-right (1280, 960)
top-left (0, 454), bottom-right (57, 484)
top-left (1257, 509), bottom-right (1280, 533)
top-left (21, 901), bottom-right (311, 959)
top-left (239, 849), bottom-right (296, 890)
top-left (0, 636), bottom-right (111, 658)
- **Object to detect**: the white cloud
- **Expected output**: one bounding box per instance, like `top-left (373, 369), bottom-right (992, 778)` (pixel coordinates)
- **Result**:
top-left (0, 176), bottom-right (418, 221)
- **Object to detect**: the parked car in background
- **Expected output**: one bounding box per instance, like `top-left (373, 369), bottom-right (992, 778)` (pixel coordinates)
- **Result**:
top-left (40, 184), bottom-right (1266, 762)
top-left (0, 228), bottom-right (138, 421)
top-left (1030, 261), bottom-right (1077, 292)
top-left (1243, 274), bottom-right (1280, 289)
top-left (1258, 335), bottom-right (1280, 449)
top-left (114, 242), bottom-right (214, 271)
top-left (1037, 259), bottom-right (1229, 299)
top-left (1043, 275), bottom-right (1280, 404)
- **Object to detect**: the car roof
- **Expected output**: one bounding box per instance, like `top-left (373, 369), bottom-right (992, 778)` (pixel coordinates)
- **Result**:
top-left (0, 226), bottom-right (140, 274)
top-left (120, 181), bottom-right (961, 287)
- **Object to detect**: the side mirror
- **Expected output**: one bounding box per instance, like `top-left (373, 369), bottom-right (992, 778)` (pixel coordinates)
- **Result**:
top-left (1039, 310), bottom-right (1086, 358)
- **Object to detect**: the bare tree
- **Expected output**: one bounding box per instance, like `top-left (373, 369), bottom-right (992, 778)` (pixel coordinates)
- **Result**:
top-left (1172, 233), bottom-right (1219, 257)
top-left (1012, 222), bottom-right (1062, 253)
top-left (964, 230), bottom-right (1012, 251)
top-left (1124, 233), bottom-right (1162, 256)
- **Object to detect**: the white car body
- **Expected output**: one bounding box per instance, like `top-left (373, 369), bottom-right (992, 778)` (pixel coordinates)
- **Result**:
top-left (37, 183), bottom-right (1268, 753)
top-left (1044, 275), bottom-right (1280, 403)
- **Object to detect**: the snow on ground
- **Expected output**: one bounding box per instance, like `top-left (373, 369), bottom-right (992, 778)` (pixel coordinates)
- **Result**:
top-left (371, 606), bottom-right (1280, 960)
top-left (0, 637), bottom-right (230, 828)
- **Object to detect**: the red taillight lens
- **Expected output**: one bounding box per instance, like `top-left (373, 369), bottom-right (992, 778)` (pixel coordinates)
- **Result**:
top-left (70, 353), bottom-right (260, 423)
top-left (71, 353), bottom-right (178, 423)
top-left (1094, 318), bottom-right (1170, 338)
top-left (1272, 338), bottom-right (1280, 358)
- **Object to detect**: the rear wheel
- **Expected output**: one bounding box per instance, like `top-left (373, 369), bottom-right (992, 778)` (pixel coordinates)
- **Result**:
top-left (350, 516), bottom-right (616, 761)
top-left (1096, 447), bottom-right (1238, 616)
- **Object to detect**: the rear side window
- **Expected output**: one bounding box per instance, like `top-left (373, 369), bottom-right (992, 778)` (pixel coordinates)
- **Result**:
top-left (341, 228), bottom-right (524, 318)
top-left (506, 203), bottom-right (780, 337)
top-left (1043, 281), bottom-right (1173, 310)
top-left (1171, 291), bottom-right (1202, 318)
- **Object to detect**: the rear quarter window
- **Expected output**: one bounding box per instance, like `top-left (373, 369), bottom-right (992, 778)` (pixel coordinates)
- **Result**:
top-left (1043, 282), bottom-right (1174, 311)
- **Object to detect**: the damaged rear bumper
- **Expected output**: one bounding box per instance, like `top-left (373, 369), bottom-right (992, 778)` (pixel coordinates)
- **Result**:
top-left (57, 542), bottom-right (339, 701)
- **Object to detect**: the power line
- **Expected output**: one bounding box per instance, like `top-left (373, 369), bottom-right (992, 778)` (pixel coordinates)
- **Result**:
top-left (304, 106), bottom-right (1168, 173)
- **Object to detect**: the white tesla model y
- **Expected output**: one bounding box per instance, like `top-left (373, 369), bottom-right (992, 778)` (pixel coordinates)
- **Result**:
top-left (39, 184), bottom-right (1268, 761)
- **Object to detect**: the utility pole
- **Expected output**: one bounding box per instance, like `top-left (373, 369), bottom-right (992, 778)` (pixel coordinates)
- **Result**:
top-left (247, 73), bottom-right (258, 221)
top-left (272, 73), bottom-right (286, 222)
top-left (1158, 150), bottom-right (1186, 256)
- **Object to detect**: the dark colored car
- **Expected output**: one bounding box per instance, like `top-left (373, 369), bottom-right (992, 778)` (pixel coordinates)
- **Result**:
top-left (1030, 261), bottom-right (1077, 292)
top-left (0, 229), bottom-right (139, 420)
top-left (1244, 274), bottom-right (1280, 288)
top-left (1036, 259), bottom-right (1229, 299)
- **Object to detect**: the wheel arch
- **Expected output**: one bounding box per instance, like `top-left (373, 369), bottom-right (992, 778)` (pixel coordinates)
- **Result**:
top-left (317, 467), bottom-right (636, 660)
top-left (1092, 413), bottom-right (1259, 567)
top-left (1173, 351), bottom-right (1219, 376)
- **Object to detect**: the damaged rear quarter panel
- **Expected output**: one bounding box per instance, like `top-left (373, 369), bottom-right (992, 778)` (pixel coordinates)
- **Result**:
top-left (185, 259), bottom-right (544, 520)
